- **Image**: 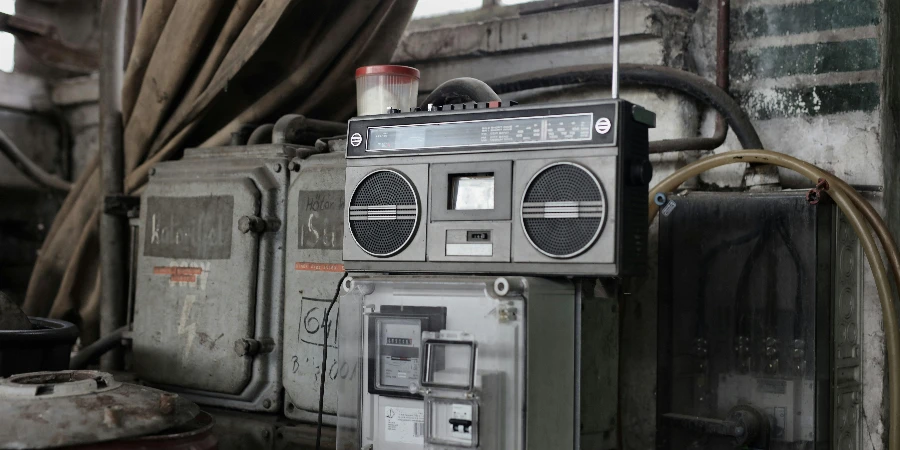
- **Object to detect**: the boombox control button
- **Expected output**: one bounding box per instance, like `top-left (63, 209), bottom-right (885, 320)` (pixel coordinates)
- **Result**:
top-left (595, 117), bottom-right (612, 134)
top-left (350, 133), bottom-right (362, 147)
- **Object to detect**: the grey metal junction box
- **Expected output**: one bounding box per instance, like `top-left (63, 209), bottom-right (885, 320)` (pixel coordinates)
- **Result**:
top-left (132, 145), bottom-right (291, 413)
top-left (282, 139), bottom-right (348, 423)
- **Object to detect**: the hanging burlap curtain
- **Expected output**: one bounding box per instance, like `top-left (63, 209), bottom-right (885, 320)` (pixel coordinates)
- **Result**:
top-left (23, 0), bottom-right (416, 344)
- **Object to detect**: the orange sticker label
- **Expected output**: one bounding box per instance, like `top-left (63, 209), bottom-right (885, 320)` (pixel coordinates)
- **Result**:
top-left (153, 266), bottom-right (203, 282)
top-left (295, 262), bottom-right (345, 273)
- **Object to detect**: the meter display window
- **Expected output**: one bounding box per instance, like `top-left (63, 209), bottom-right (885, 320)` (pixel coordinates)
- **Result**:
top-left (367, 306), bottom-right (446, 398)
top-left (449, 173), bottom-right (495, 211)
top-left (422, 340), bottom-right (476, 390)
top-left (375, 318), bottom-right (423, 391)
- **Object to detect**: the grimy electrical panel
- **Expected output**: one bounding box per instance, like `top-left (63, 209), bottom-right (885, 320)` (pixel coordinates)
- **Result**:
top-left (342, 99), bottom-right (655, 276)
top-left (657, 192), bottom-right (862, 450)
top-left (133, 145), bottom-right (291, 413)
top-left (283, 138), bottom-right (347, 424)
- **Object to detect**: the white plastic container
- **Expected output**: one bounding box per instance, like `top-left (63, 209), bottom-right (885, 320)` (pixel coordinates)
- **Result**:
top-left (355, 65), bottom-right (420, 116)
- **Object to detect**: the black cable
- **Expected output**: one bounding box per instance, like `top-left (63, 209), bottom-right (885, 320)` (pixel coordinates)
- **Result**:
top-left (486, 63), bottom-right (764, 150)
top-left (734, 225), bottom-right (771, 341)
top-left (316, 272), bottom-right (349, 450)
top-left (695, 228), bottom-right (764, 337)
top-left (774, 217), bottom-right (806, 341)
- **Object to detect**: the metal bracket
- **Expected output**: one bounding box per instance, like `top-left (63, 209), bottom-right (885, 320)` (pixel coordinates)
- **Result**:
top-left (103, 195), bottom-right (140, 218)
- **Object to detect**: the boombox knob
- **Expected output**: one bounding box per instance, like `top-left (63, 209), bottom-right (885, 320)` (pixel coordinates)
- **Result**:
top-left (630, 159), bottom-right (654, 185)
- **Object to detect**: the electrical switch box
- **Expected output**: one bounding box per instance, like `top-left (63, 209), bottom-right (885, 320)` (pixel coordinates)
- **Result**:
top-left (334, 275), bottom-right (595, 450)
top-left (657, 192), bottom-right (863, 449)
top-left (133, 144), bottom-right (292, 412)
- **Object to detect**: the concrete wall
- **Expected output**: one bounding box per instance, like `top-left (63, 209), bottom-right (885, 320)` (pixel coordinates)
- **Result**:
top-left (0, 1), bottom-right (101, 301)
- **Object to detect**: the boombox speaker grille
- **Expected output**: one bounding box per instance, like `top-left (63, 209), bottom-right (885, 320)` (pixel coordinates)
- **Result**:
top-left (521, 162), bottom-right (606, 258)
top-left (349, 169), bottom-right (419, 257)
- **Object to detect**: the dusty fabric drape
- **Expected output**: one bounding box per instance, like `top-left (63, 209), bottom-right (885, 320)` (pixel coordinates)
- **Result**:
top-left (23, 0), bottom-right (417, 344)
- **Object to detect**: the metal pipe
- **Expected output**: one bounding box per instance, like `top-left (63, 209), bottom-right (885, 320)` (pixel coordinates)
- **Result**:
top-left (611, 0), bottom-right (620, 99)
top-left (98, 0), bottom-right (129, 370)
top-left (247, 123), bottom-right (274, 145)
top-left (714, 0), bottom-right (730, 139)
top-left (124, 0), bottom-right (142, 70)
top-left (70, 325), bottom-right (128, 370)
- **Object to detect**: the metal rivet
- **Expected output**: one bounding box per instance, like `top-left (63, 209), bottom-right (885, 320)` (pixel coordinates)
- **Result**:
top-left (263, 399), bottom-right (272, 409)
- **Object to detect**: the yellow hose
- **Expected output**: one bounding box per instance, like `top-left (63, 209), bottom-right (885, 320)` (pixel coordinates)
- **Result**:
top-left (648, 150), bottom-right (899, 450)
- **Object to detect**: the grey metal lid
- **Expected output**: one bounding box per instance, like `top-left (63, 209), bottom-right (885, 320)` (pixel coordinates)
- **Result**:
top-left (0, 370), bottom-right (199, 449)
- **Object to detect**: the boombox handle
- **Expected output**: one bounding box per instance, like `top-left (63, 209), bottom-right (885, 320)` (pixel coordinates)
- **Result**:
top-left (612, 0), bottom-right (621, 99)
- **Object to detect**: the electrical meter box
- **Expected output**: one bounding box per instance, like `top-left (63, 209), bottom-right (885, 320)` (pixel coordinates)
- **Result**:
top-left (283, 139), bottom-right (348, 423)
top-left (334, 275), bottom-right (617, 450)
top-left (657, 192), bottom-right (863, 449)
top-left (133, 145), bottom-right (292, 412)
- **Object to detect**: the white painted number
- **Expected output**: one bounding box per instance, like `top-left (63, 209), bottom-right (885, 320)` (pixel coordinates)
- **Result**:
top-left (595, 117), bottom-right (612, 135)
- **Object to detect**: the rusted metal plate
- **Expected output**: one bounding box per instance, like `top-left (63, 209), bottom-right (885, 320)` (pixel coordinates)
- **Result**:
top-left (133, 145), bottom-right (289, 412)
top-left (0, 371), bottom-right (199, 449)
top-left (74, 411), bottom-right (218, 450)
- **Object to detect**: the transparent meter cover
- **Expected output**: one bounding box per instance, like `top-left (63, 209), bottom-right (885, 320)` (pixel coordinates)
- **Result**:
top-left (337, 276), bottom-right (529, 450)
top-left (336, 280), bottom-right (364, 450)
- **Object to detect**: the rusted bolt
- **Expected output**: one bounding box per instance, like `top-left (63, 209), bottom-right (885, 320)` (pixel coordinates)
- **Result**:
top-left (238, 215), bottom-right (266, 233)
top-left (159, 393), bottom-right (178, 415)
top-left (103, 406), bottom-right (123, 427)
top-left (234, 337), bottom-right (274, 357)
top-left (288, 161), bottom-right (301, 172)
top-left (806, 178), bottom-right (830, 205)
top-left (234, 338), bottom-right (260, 357)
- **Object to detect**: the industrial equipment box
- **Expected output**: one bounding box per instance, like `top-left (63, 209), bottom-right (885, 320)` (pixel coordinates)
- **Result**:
top-left (657, 192), bottom-right (862, 450)
top-left (335, 275), bottom-right (619, 450)
top-left (282, 139), bottom-right (348, 423)
top-left (132, 145), bottom-right (292, 412)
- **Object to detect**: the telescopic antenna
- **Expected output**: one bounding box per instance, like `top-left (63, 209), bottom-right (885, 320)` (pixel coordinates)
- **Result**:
top-left (612, 0), bottom-right (621, 99)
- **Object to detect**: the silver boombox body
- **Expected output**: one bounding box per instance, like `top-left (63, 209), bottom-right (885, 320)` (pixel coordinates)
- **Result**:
top-left (342, 99), bottom-right (654, 277)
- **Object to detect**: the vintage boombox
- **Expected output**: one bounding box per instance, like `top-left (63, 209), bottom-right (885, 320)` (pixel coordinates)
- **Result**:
top-left (342, 99), bottom-right (655, 276)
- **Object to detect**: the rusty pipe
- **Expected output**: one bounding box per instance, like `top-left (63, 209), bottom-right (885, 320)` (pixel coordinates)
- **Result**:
top-left (98, 0), bottom-right (130, 370)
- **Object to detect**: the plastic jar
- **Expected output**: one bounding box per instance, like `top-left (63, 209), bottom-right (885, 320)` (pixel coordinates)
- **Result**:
top-left (355, 65), bottom-right (420, 116)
